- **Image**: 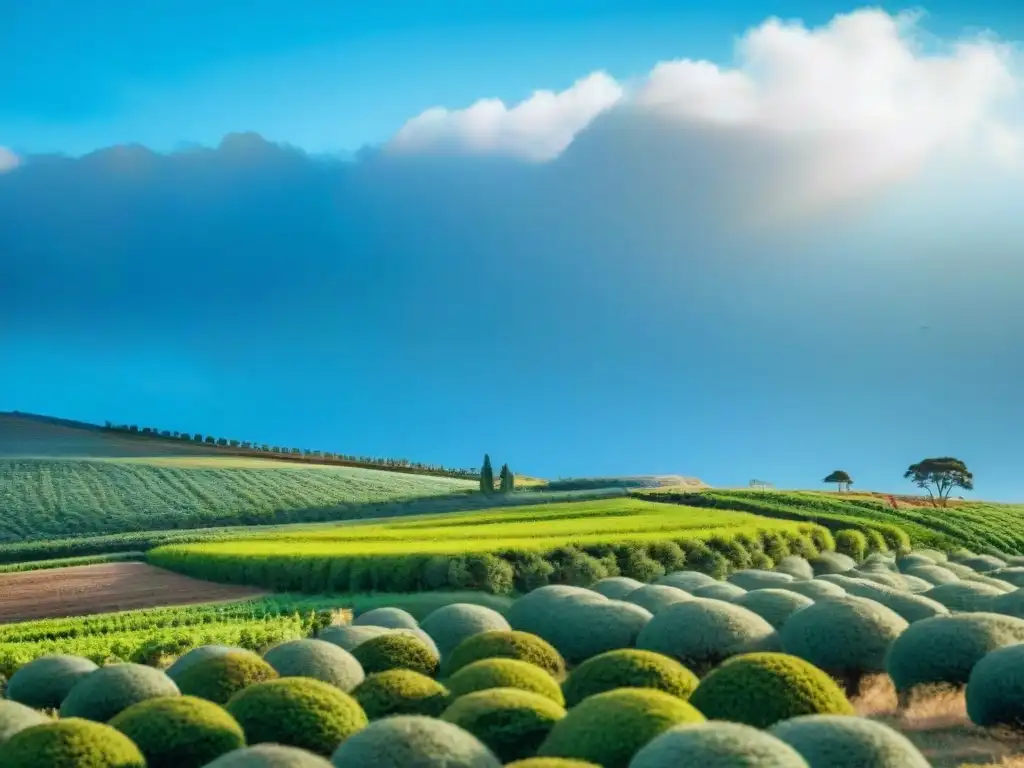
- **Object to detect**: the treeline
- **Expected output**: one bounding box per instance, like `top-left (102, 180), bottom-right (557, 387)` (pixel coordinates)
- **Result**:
top-left (101, 421), bottom-right (477, 479)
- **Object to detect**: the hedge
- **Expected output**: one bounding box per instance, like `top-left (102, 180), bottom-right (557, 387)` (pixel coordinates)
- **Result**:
top-left (420, 604), bottom-right (511, 659)
top-left (327, 715), bottom-right (501, 768)
top-left (351, 670), bottom-right (450, 719)
top-left (447, 658), bottom-right (564, 705)
top-left (263, 639), bottom-right (365, 692)
top-left (206, 744), bottom-right (333, 767)
top-left (60, 663), bottom-right (181, 722)
top-left (350, 633), bottom-right (440, 677)
top-left (443, 631), bottom-right (565, 679)
top-left (966, 643), bottom-right (1024, 727)
top-left (770, 715), bottom-right (930, 767)
top-left (2, 718), bottom-right (146, 768)
top-left (0, 700), bottom-right (49, 746)
top-left (441, 688), bottom-right (566, 762)
top-left (561, 649), bottom-right (698, 707)
top-left (630, 722), bottom-right (809, 768)
top-left (5, 654), bottom-right (98, 710)
top-left (176, 650), bottom-right (279, 705)
top-left (734, 590), bottom-right (814, 629)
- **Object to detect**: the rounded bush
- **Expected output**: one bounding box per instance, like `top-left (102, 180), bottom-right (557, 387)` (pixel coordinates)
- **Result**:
top-left (780, 597), bottom-right (907, 686)
top-left (966, 643), bottom-right (1024, 727)
top-left (505, 760), bottom-right (599, 768)
top-left (849, 570), bottom-right (908, 591)
top-left (353, 607), bottom-right (419, 629)
top-left (886, 612), bottom-right (1024, 692)
top-left (205, 744), bottom-right (333, 767)
top-left (637, 599), bottom-right (778, 675)
top-left (870, 591), bottom-right (949, 624)
top-left (775, 556), bottom-right (814, 581)
top-left (834, 530), bottom-right (868, 562)
top-left (263, 639), bottom-right (364, 692)
top-left (444, 630), bottom-right (565, 678)
top-left (735, 590), bottom-right (814, 629)
top-left (561, 649), bottom-right (698, 707)
top-left (5, 654), bottom-right (98, 710)
top-left (655, 571), bottom-right (718, 591)
top-left (770, 714), bottom-right (930, 768)
top-left (898, 575), bottom-right (934, 593)
top-left (630, 722), bottom-right (810, 768)
top-left (989, 567), bottom-right (1024, 587)
top-left (420, 604), bottom-right (511, 659)
top-left (538, 687), bottom-right (704, 768)
top-left (896, 554), bottom-right (936, 572)
top-left (925, 582), bottom-right (1004, 612)
top-left (60, 663), bottom-right (180, 722)
top-left (328, 714), bottom-right (501, 768)
top-left (109, 695), bottom-right (245, 768)
top-left (784, 580), bottom-right (846, 600)
top-left (177, 650), bottom-right (278, 705)
top-left (941, 562), bottom-right (979, 578)
top-left (351, 669), bottom-right (449, 719)
top-left (0, 700), bottom-right (49, 745)
top-left (317, 625), bottom-right (390, 652)
top-left (729, 570), bottom-right (795, 590)
top-left (957, 554), bottom-right (1007, 572)
top-left (447, 658), bottom-right (564, 705)
top-left (692, 583), bottom-right (747, 601)
top-left (506, 587), bottom-right (606, 638)
top-left (226, 677), bottom-right (367, 757)
top-left (539, 599), bottom-right (653, 666)
top-left (441, 687), bottom-right (566, 762)
top-left (350, 632), bottom-right (440, 676)
top-left (3, 718), bottom-right (145, 768)
top-left (623, 584), bottom-right (692, 614)
top-left (590, 576), bottom-right (644, 599)
top-left (166, 645), bottom-right (241, 684)
top-left (905, 565), bottom-right (959, 586)
top-left (963, 574), bottom-right (1015, 593)
top-left (809, 552), bottom-right (855, 575)
top-left (912, 549), bottom-right (948, 564)
top-left (689, 652), bottom-right (854, 728)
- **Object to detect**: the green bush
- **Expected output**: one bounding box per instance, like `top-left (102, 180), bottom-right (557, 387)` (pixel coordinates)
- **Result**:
top-left (444, 630), bottom-right (565, 679)
top-left (904, 565), bottom-right (959, 586)
top-left (630, 722), bottom-right (810, 768)
top-left (784, 580), bottom-right (846, 600)
top-left (963, 574), bottom-right (1015, 593)
top-left (775, 556), bottom-right (814, 581)
top-left (735, 590), bottom-right (814, 629)
top-left (351, 669), bottom-right (449, 719)
top-left (263, 639), bottom-right (364, 692)
top-left (441, 687), bottom-right (566, 762)
top-left (226, 677), bottom-right (367, 757)
top-left (0, 700), bottom-right (49, 745)
top-left (166, 646), bottom-right (240, 684)
top-left (770, 714), bottom-right (930, 767)
top-left (506, 586), bottom-right (606, 638)
top-left (590, 577), bottom-right (644, 599)
top-left (177, 650), bottom-right (278, 705)
top-left (328, 714), bottom-right (501, 767)
top-left (957, 555), bottom-right (1007, 572)
top-left (637, 600), bottom-right (778, 675)
top-left (966, 643), bottom-right (1024, 727)
top-left (896, 554), bottom-right (936, 571)
top-left (548, 548), bottom-right (613, 586)
top-left (869, 591), bottom-right (949, 624)
top-left (899, 574), bottom-right (935, 593)
top-left (780, 597), bottom-right (907, 692)
top-left (505, 760), bottom-right (599, 768)
top-left (60, 663), bottom-right (180, 722)
top-left (537, 687), bottom-right (704, 768)
top-left (420, 604), bottom-right (511, 659)
top-left (317, 625), bottom-right (390, 652)
top-left (849, 570), bottom-right (908, 591)
top-left (728, 570), bottom-right (795, 590)
top-left (655, 571), bottom-right (718, 591)
top-left (863, 529), bottom-right (888, 555)
top-left (809, 552), bottom-right (855, 575)
top-left (561, 649), bottom-right (698, 707)
top-left (623, 584), bottom-right (693, 615)
top-left (109, 695), bottom-right (245, 768)
top-left (2, 718), bottom-right (145, 767)
top-left (834, 531), bottom-right (867, 562)
top-left (351, 632), bottom-right (440, 677)
top-left (689, 652), bottom-right (854, 728)
top-left (924, 582), bottom-right (1004, 612)
top-left (691, 583), bottom-right (747, 601)
top-left (537, 599), bottom-right (653, 666)
top-left (989, 567), bottom-right (1024, 587)
top-left (5, 654), bottom-right (98, 710)
top-left (913, 549), bottom-right (948, 564)
top-left (447, 658), bottom-right (564, 705)
top-left (353, 607), bottom-right (419, 629)
top-left (205, 745), bottom-right (332, 766)
top-left (886, 613), bottom-right (1024, 692)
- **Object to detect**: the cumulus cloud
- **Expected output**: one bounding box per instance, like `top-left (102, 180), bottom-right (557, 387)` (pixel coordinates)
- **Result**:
top-left (0, 147), bottom-right (20, 173)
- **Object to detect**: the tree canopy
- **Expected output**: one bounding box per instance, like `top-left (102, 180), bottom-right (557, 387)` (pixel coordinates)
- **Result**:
top-left (904, 457), bottom-right (973, 507)
top-left (823, 470), bottom-right (853, 493)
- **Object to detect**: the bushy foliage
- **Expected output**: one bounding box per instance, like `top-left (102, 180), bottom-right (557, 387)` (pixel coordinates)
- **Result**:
top-left (728, 570), bottom-right (795, 590)
top-left (561, 649), bottom-right (698, 707)
top-left (530, 599), bottom-right (653, 666)
top-left (809, 552), bottom-right (856, 575)
top-left (351, 632), bottom-right (440, 677)
top-left (447, 658), bottom-right (564, 705)
top-left (989, 567), bottom-right (1024, 587)
top-left (506, 586), bottom-right (607, 637)
top-left (589, 576), bottom-right (644, 599)
top-left (904, 565), bottom-right (959, 586)
top-left (226, 677), bottom-right (368, 757)
top-left (957, 554), bottom-right (1007, 572)
top-left (504, 760), bottom-right (600, 768)
top-left (775, 556), bottom-right (814, 580)
top-left (2, 718), bottom-right (146, 768)
top-left (177, 650), bottom-right (278, 705)
top-left (655, 571), bottom-right (718, 591)
top-left (630, 722), bottom-right (810, 768)
top-left (0, 700), bottom-right (49, 745)
top-left (420, 604), bottom-right (511, 659)
top-left (962, 574), bottom-right (1015, 592)
top-left (691, 583), bottom-right (747, 601)
top-left (5, 654), bottom-right (98, 710)
top-left (924, 582), bottom-right (1004, 612)
top-left (166, 645), bottom-right (239, 684)
top-left (205, 744), bottom-right (333, 767)
top-left (689, 652), bottom-right (854, 728)
top-left (966, 643), bottom-right (1024, 727)
top-left (637, 599), bottom-right (778, 675)
top-left (886, 613), bottom-right (1024, 692)
top-left (60, 662), bottom-right (180, 722)
top-left (109, 695), bottom-right (245, 768)
top-left (263, 639), bottom-right (364, 691)
top-left (623, 584), bottom-right (693, 614)
top-left (441, 687), bottom-right (566, 762)
top-left (849, 569), bottom-right (909, 591)
top-left (783, 580), bottom-right (846, 599)
top-left (328, 714), bottom-right (501, 767)
top-left (868, 591), bottom-right (949, 624)
top-left (735, 590), bottom-right (814, 629)
top-left (537, 687), bottom-right (704, 768)
top-left (351, 669), bottom-right (450, 719)
top-left (896, 554), bottom-right (935, 572)
top-left (834, 530), bottom-right (868, 562)
top-left (317, 625), bottom-right (390, 651)
top-left (770, 714), bottom-right (930, 767)
top-left (353, 607), bottom-right (419, 629)
top-left (444, 630), bottom-right (565, 678)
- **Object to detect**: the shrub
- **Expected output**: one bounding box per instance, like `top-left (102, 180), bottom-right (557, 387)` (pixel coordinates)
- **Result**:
top-left (735, 590), bottom-right (814, 629)
top-left (957, 555), bottom-right (1007, 572)
top-left (775, 556), bottom-right (814, 581)
top-left (691, 583), bottom-right (746, 601)
top-left (728, 570), bottom-right (794, 590)
top-left (913, 549), bottom-right (948, 564)
top-left (445, 553), bottom-right (516, 594)
top-left (886, 613), bottom-right (1024, 692)
top-left (630, 722), bottom-right (810, 768)
top-left (589, 577), bottom-right (644, 599)
top-left (510, 552), bottom-right (557, 593)
top-left (2, 718), bottom-right (146, 768)
top-left (966, 644), bottom-right (1024, 727)
top-left (60, 663), bottom-right (180, 722)
top-left (537, 687), bottom-right (704, 768)
top-left (656, 571), bottom-right (718, 591)
top-left (226, 677), bottom-right (367, 757)
top-left (537, 599), bottom-right (653, 666)
top-left (784, 580), bottom-right (846, 600)
top-left (833, 530), bottom-right (867, 562)
top-left (924, 582), bottom-right (1004, 612)
top-left (849, 570), bottom-right (907, 590)
top-left (989, 567), bottom-right (1024, 587)
top-left (549, 549), bottom-right (612, 586)
top-left (205, 744), bottom-right (333, 767)
top-left (689, 652), bottom-right (854, 728)
top-left (809, 552), bottom-right (855, 575)
top-left (263, 639), bottom-right (364, 692)
top-left (441, 688), bottom-right (566, 762)
top-left (177, 650), bottom-right (278, 705)
top-left (770, 714), bottom-right (930, 767)
top-left (328, 714), bottom-right (501, 767)
top-left (506, 586), bottom-right (606, 638)
top-left (351, 632), bottom-right (440, 677)
top-left (899, 574), bottom-right (935, 593)
top-left (561, 649), bottom-right (698, 707)
top-left (447, 658), bottom-right (564, 705)
top-left (352, 669), bottom-right (449, 719)
top-left (109, 695), bottom-right (245, 768)
top-left (0, 700), bottom-right (49, 745)
top-left (505, 761), bottom-right (600, 768)
top-left (166, 646), bottom-right (241, 684)
top-left (896, 554), bottom-right (936, 572)
top-left (646, 541), bottom-right (686, 572)
top-left (444, 630), bottom-right (565, 679)
top-left (905, 565), bottom-right (959, 586)
top-left (624, 584), bottom-right (693, 614)
top-left (317, 625), bottom-right (390, 652)
top-left (869, 591), bottom-right (949, 624)
top-left (637, 599), bottom-right (778, 675)
top-left (780, 597), bottom-right (907, 692)
top-left (5, 654), bottom-right (98, 710)
top-left (863, 529), bottom-right (888, 555)
top-left (420, 604), bottom-right (511, 659)
top-left (353, 607), bottom-right (418, 629)
top-left (963, 574), bottom-right (1015, 593)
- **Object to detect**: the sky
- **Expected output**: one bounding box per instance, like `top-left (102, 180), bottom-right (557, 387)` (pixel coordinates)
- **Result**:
top-left (3, 2), bottom-right (1024, 498)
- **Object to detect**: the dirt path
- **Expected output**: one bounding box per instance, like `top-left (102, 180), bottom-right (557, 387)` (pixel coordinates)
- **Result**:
top-left (0, 562), bottom-right (265, 623)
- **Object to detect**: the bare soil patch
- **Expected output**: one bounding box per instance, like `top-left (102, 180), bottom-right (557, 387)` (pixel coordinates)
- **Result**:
top-left (0, 562), bottom-right (265, 623)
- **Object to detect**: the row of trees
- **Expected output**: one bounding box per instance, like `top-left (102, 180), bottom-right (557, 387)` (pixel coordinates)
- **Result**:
top-left (822, 457), bottom-right (974, 507)
top-left (479, 454), bottom-right (515, 494)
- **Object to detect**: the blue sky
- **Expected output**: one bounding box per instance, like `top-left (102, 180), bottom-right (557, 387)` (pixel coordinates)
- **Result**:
top-left (3, 2), bottom-right (1024, 499)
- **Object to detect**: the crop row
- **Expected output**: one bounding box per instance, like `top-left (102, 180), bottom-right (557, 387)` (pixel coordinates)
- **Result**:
top-left (0, 551), bottom-right (145, 573)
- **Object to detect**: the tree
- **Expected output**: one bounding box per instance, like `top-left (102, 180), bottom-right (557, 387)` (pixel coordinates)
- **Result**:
top-left (822, 470), bottom-right (853, 493)
top-left (904, 457), bottom-right (973, 507)
top-left (498, 464), bottom-right (515, 493)
top-left (480, 454), bottom-right (494, 495)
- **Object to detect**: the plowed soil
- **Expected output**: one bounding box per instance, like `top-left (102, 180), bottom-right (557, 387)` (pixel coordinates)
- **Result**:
top-left (0, 562), bottom-right (265, 623)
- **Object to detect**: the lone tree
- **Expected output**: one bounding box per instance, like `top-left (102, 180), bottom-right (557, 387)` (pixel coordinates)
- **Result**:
top-left (480, 454), bottom-right (494, 495)
top-left (498, 463), bottom-right (514, 493)
top-left (823, 470), bottom-right (853, 493)
top-left (904, 457), bottom-right (973, 507)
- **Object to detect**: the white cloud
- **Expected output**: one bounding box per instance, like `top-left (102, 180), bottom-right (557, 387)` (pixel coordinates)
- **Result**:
top-left (0, 147), bottom-right (20, 173)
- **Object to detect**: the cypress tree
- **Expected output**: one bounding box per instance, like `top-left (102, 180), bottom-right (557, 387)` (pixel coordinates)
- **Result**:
top-left (506, 467), bottom-right (515, 492)
top-left (480, 454), bottom-right (494, 494)
top-left (498, 463), bottom-right (511, 493)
